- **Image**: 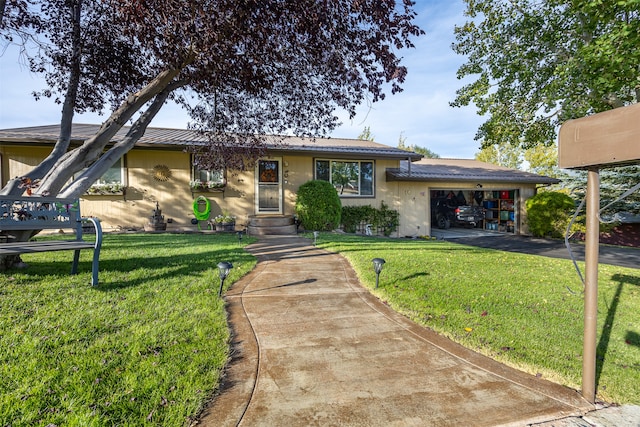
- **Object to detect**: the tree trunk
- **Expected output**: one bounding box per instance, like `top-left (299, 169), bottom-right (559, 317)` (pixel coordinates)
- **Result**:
top-left (60, 85), bottom-right (175, 198)
top-left (0, 229), bottom-right (37, 271)
top-left (0, 0), bottom-right (82, 198)
top-left (36, 67), bottom-right (184, 197)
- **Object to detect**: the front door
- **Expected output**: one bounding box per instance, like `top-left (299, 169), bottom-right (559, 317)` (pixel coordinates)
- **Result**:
top-left (256, 159), bottom-right (282, 214)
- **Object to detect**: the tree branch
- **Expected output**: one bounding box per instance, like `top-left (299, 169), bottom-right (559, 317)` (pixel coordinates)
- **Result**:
top-left (60, 87), bottom-right (174, 198)
top-left (0, 0), bottom-right (6, 25)
top-left (1, 1), bottom-right (83, 196)
top-left (36, 68), bottom-right (185, 196)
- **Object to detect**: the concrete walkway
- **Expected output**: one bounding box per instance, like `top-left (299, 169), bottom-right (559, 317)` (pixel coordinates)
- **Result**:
top-left (198, 235), bottom-right (601, 426)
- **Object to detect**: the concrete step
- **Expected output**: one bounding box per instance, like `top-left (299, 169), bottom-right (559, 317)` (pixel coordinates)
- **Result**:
top-left (247, 215), bottom-right (297, 235)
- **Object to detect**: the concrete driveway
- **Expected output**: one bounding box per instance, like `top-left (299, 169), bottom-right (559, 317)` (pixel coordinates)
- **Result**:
top-left (198, 236), bottom-right (593, 426)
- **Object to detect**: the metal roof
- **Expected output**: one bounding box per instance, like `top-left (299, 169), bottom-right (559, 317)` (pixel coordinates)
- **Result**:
top-left (386, 158), bottom-right (561, 185)
top-left (0, 124), bottom-right (422, 161)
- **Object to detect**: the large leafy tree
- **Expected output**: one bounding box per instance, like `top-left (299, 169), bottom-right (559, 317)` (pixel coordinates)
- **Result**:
top-left (451, 0), bottom-right (640, 150)
top-left (475, 141), bottom-right (522, 169)
top-left (474, 141), bottom-right (561, 178)
top-left (523, 143), bottom-right (562, 178)
top-left (397, 133), bottom-right (440, 158)
top-left (0, 0), bottom-right (423, 199)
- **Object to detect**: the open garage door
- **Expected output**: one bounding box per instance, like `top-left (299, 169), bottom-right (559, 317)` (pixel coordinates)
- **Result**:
top-left (430, 189), bottom-right (519, 235)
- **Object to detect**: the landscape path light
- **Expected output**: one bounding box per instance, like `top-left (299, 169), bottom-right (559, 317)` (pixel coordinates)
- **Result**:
top-left (237, 230), bottom-right (243, 243)
top-left (217, 261), bottom-right (233, 297)
top-left (372, 258), bottom-right (385, 288)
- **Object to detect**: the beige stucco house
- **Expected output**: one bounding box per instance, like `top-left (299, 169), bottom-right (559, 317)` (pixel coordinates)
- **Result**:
top-left (387, 158), bottom-right (560, 236)
top-left (0, 124), bottom-right (559, 237)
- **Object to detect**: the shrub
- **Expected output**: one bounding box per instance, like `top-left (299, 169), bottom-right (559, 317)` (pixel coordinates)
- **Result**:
top-left (341, 205), bottom-right (376, 233)
top-left (375, 201), bottom-right (400, 236)
top-left (295, 180), bottom-right (342, 231)
top-left (526, 191), bottom-right (576, 238)
top-left (340, 202), bottom-right (399, 236)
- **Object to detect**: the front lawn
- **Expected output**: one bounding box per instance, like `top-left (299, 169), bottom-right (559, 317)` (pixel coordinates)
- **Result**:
top-left (314, 233), bottom-right (640, 405)
top-left (0, 233), bottom-right (256, 426)
top-left (2, 232), bottom-right (638, 426)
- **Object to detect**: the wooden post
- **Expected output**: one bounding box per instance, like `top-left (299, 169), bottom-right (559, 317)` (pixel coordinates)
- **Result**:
top-left (582, 168), bottom-right (600, 402)
top-left (559, 103), bottom-right (640, 403)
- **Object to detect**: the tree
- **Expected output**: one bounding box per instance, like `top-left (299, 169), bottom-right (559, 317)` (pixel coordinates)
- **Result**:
top-left (357, 126), bottom-right (375, 141)
top-left (475, 141), bottom-right (521, 169)
top-left (523, 143), bottom-right (562, 178)
top-left (561, 165), bottom-right (640, 216)
top-left (1, 0), bottom-right (423, 200)
top-left (411, 145), bottom-right (439, 158)
top-left (397, 132), bottom-right (439, 158)
top-left (452, 0), bottom-right (640, 150)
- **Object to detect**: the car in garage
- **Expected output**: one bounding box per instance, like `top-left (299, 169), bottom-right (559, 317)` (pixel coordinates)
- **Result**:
top-left (431, 194), bottom-right (484, 229)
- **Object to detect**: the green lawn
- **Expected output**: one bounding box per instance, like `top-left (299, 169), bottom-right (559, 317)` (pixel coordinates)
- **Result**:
top-left (314, 233), bottom-right (640, 406)
top-left (2, 233), bottom-right (638, 426)
top-left (0, 233), bottom-right (256, 426)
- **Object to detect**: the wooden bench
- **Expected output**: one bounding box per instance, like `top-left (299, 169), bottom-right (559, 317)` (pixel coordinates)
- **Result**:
top-left (0, 197), bottom-right (102, 286)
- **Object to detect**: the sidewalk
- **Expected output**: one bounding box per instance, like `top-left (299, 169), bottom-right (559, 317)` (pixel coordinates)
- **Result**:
top-left (198, 236), bottom-right (635, 426)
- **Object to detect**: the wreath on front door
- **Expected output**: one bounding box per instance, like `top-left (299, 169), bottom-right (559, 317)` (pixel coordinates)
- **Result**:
top-left (260, 168), bottom-right (277, 183)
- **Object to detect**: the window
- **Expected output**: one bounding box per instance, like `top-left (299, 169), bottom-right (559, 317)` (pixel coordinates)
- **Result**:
top-left (195, 168), bottom-right (224, 184)
top-left (191, 166), bottom-right (226, 190)
top-left (95, 159), bottom-right (124, 186)
top-left (315, 159), bottom-right (374, 196)
top-left (80, 157), bottom-right (125, 195)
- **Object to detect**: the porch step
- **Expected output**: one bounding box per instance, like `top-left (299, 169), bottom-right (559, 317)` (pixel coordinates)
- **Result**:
top-left (247, 215), bottom-right (297, 236)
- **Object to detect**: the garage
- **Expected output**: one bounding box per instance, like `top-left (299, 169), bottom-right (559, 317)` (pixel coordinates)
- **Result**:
top-left (386, 158), bottom-right (560, 238)
top-left (430, 188), bottom-right (519, 233)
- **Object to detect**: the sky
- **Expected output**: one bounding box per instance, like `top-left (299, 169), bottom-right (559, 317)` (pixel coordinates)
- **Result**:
top-left (0, 0), bottom-right (485, 159)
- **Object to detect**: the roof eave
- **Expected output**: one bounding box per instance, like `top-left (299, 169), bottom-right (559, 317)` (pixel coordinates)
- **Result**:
top-left (385, 170), bottom-right (561, 185)
top-left (0, 125), bottom-right (422, 161)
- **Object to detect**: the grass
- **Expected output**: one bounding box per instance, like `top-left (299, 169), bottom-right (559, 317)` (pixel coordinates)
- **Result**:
top-left (2, 232), bottom-right (638, 425)
top-left (0, 233), bottom-right (256, 426)
top-left (312, 233), bottom-right (640, 406)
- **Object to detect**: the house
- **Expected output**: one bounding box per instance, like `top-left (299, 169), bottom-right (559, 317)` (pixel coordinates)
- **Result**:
top-left (0, 124), bottom-right (559, 237)
top-left (386, 158), bottom-right (560, 235)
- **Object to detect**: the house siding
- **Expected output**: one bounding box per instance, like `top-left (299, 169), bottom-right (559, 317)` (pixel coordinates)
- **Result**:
top-left (396, 181), bottom-right (429, 237)
top-left (1, 126), bottom-right (562, 238)
top-left (1, 145), bottom-right (405, 232)
top-left (2, 146), bottom-right (50, 180)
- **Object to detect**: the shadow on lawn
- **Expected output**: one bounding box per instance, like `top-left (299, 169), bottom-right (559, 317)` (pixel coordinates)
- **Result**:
top-left (18, 235), bottom-right (255, 291)
top-left (596, 273), bottom-right (640, 390)
top-left (401, 272), bottom-right (430, 281)
top-left (626, 331), bottom-right (640, 349)
top-left (317, 239), bottom-right (489, 255)
top-left (97, 250), bottom-right (255, 291)
top-left (33, 255), bottom-right (239, 290)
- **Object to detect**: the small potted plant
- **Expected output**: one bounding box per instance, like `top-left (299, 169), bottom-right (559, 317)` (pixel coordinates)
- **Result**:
top-left (213, 212), bottom-right (236, 231)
